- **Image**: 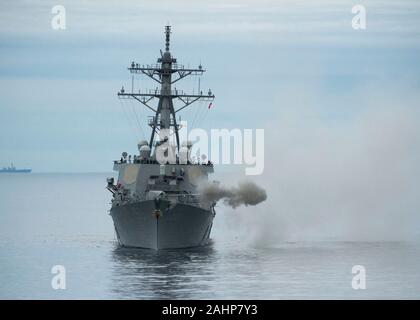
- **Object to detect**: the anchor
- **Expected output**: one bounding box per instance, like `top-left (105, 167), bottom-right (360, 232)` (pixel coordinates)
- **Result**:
top-left (153, 197), bottom-right (163, 219)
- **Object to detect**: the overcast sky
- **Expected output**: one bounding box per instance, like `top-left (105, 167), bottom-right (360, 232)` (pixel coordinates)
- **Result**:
top-left (0, 0), bottom-right (420, 172)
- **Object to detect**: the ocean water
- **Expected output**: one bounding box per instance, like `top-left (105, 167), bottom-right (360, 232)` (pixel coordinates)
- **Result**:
top-left (0, 173), bottom-right (419, 299)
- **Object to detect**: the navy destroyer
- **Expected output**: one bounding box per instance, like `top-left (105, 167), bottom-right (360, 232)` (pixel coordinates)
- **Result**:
top-left (107, 26), bottom-right (216, 249)
top-left (0, 163), bottom-right (31, 173)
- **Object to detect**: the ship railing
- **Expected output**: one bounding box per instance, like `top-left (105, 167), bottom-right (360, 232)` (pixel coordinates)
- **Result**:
top-left (160, 193), bottom-right (201, 204)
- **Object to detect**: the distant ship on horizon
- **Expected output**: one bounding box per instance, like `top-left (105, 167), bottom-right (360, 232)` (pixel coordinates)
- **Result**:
top-left (0, 163), bottom-right (31, 173)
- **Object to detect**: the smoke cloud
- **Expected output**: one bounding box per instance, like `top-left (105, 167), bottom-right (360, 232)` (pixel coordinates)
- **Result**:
top-left (200, 180), bottom-right (267, 208)
top-left (214, 83), bottom-right (420, 245)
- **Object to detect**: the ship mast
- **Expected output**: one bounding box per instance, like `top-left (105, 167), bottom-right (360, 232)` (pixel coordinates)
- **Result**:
top-left (118, 26), bottom-right (215, 152)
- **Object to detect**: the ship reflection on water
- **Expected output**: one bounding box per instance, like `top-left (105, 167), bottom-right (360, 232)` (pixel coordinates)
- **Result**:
top-left (110, 242), bottom-right (217, 299)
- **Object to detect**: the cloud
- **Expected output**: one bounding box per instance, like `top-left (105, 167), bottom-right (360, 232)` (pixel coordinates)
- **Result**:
top-left (1, 0), bottom-right (420, 46)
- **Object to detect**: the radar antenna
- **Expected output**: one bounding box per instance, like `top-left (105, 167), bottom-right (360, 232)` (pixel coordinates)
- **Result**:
top-left (118, 26), bottom-right (215, 151)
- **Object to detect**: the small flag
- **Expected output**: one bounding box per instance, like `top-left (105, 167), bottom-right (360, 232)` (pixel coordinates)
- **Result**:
top-left (208, 102), bottom-right (213, 109)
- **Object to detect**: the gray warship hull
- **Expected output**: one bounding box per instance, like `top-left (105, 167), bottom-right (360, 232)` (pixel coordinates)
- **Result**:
top-left (110, 200), bottom-right (214, 249)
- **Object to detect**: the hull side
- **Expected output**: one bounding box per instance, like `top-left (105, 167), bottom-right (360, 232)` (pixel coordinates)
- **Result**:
top-left (110, 200), bottom-right (214, 249)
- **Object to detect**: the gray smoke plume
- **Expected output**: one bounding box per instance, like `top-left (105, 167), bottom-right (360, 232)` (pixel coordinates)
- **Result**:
top-left (200, 180), bottom-right (267, 208)
top-left (219, 84), bottom-right (420, 244)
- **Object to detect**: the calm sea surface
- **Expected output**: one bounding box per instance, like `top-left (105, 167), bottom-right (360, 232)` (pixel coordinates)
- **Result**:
top-left (0, 173), bottom-right (419, 299)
